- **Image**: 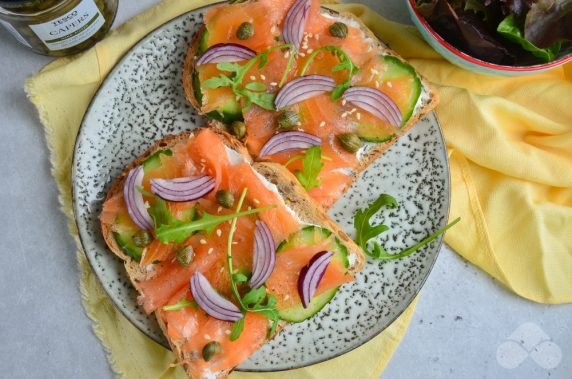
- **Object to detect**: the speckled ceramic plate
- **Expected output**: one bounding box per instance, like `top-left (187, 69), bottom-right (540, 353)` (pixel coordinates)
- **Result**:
top-left (73, 6), bottom-right (450, 372)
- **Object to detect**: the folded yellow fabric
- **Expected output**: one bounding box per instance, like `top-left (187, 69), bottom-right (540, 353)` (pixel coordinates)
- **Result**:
top-left (336, 4), bottom-right (572, 304)
top-left (25, 1), bottom-right (418, 378)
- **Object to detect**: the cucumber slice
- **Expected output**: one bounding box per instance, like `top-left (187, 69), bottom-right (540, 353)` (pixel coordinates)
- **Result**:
top-left (274, 226), bottom-right (349, 322)
top-left (354, 56), bottom-right (422, 141)
top-left (198, 29), bottom-right (209, 55)
top-left (278, 288), bottom-right (338, 322)
top-left (379, 56), bottom-right (421, 125)
top-left (193, 29), bottom-right (243, 124)
top-left (113, 212), bottom-right (144, 262)
top-left (193, 70), bottom-right (243, 124)
top-left (114, 231), bottom-right (143, 262)
top-left (143, 149), bottom-right (172, 172)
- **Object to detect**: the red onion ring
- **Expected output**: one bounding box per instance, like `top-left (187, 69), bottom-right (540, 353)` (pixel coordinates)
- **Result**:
top-left (258, 131), bottom-right (322, 158)
top-left (249, 221), bottom-right (276, 289)
top-left (342, 86), bottom-right (403, 126)
top-left (150, 175), bottom-right (215, 202)
top-left (190, 272), bottom-right (243, 322)
top-left (123, 166), bottom-right (153, 230)
top-left (197, 43), bottom-right (257, 65)
top-left (298, 250), bottom-right (334, 308)
top-left (282, 0), bottom-right (312, 50)
top-left (275, 75), bottom-right (336, 109)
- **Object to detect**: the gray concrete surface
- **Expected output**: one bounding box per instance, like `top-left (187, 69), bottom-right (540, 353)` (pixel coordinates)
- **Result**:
top-left (0, 1), bottom-right (569, 378)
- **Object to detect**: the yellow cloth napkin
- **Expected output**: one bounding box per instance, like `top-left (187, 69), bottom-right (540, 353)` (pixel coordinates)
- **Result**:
top-left (25, 1), bottom-right (418, 378)
top-left (334, 5), bottom-right (572, 303)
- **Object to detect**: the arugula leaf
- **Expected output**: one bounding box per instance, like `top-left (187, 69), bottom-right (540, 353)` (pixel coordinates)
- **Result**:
top-left (162, 299), bottom-right (197, 311)
top-left (245, 82), bottom-right (266, 91)
top-left (242, 91), bottom-right (276, 110)
top-left (202, 75), bottom-right (234, 89)
top-left (216, 62), bottom-right (242, 73)
top-left (353, 193), bottom-right (460, 260)
top-left (230, 317), bottom-right (245, 341)
top-left (148, 197), bottom-right (174, 229)
top-left (354, 194), bottom-right (397, 249)
top-left (156, 205), bottom-right (274, 244)
top-left (232, 272), bottom-right (248, 283)
top-left (300, 45), bottom-right (359, 100)
top-left (294, 146), bottom-right (324, 191)
top-left (242, 286), bottom-right (267, 307)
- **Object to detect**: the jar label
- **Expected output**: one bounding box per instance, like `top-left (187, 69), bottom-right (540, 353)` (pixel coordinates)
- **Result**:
top-left (29, 0), bottom-right (105, 51)
top-left (0, 19), bottom-right (32, 48)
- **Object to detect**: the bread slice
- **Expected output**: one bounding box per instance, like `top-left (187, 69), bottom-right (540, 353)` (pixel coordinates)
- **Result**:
top-left (182, 2), bottom-right (439, 203)
top-left (100, 127), bottom-right (363, 378)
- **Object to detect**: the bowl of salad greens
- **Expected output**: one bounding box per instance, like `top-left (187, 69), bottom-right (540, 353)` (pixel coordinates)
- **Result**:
top-left (406, 0), bottom-right (572, 76)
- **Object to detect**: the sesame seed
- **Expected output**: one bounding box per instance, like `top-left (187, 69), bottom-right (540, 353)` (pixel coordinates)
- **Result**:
top-left (200, 239), bottom-right (207, 245)
top-left (308, 33), bottom-right (313, 38)
top-left (319, 121), bottom-right (326, 127)
top-left (260, 74), bottom-right (266, 80)
top-left (315, 34), bottom-right (320, 40)
top-left (349, 108), bottom-right (357, 114)
top-left (284, 51), bottom-right (290, 59)
top-left (220, 267), bottom-right (225, 273)
top-left (270, 82), bottom-right (278, 86)
top-left (387, 81), bottom-right (393, 88)
top-left (375, 81), bottom-right (380, 88)
top-left (232, 241), bottom-right (238, 245)
top-left (357, 112), bottom-right (361, 120)
top-left (207, 248), bottom-right (214, 255)
top-left (200, 158), bottom-right (206, 163)
top-left (204, 334), bottom-right (211, 340)
top-left (299, 52), bottom-right (306, 57)
top-left (284, 295), bottom-right (290, 301)
top-left (248, 206), bottom-right (252, 211)
top-left (342, 99), bottom-right (347, 106)
top-left (216, 229), bottom-right (222, 237)
top-left (367, 46), bottom-right (372, 52)
top-left (250, 75), bottom-right (256, 81)
top-left (253, 198), bottom-right (260, 204)
top-left (225, 329), bottom-right (231, 335)
top-left (271, 25), bottom-right (277, 34)
top-left (307, 49), bottom-right (313, 54)
top-left (217, 206), bottom-right (222, 213)
top-left (341, 112), bottom-right (348, 118)
top-left (296, 122), bottom-right (302, 126)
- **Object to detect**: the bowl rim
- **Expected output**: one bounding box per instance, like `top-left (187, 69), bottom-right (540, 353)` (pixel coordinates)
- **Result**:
top-left (406, 0), bottom-right (572, 72)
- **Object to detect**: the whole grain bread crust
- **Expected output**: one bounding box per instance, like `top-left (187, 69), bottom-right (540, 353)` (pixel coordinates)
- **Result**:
top-left (182, 5), bottom-right (439, 198)
top-left (100, 127), bottom-right (363, 378)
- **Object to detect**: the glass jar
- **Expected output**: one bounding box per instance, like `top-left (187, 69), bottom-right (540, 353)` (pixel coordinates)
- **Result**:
top-left (0, 0), bottom-right (118, 56)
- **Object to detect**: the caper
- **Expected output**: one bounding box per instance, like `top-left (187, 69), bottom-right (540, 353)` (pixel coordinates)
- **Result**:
top-left (236, 22), bottom-right (254, 40)
top-left (329, 22), bottom-right (348, 39)
top-left (202, 341), bottom-right (222, 361)
top-left (216, 190), bottom-right (235, 209)
top-left (337, 133), bottom-right (362, 153)
top-left (132, 230), bottom-right (153, 248)
top-left (230, 121), bottom-right (246, 140)
top-left (176, 246), bottom-right (195, 266)
top-left (277, 111), bottom-right (300, 131)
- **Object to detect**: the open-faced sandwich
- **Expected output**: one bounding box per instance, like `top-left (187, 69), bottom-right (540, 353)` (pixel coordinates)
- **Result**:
top-left (183, 0), bottom-right (439, 207)
top-left (100, 128), bottom-right (364, 378)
